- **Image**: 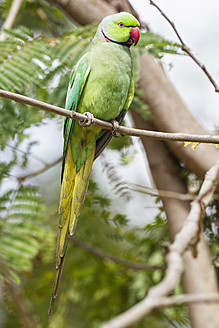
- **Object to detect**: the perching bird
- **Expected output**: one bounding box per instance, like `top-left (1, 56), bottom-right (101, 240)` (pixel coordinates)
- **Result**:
top-left (48, 12), bottom-right (140, 315)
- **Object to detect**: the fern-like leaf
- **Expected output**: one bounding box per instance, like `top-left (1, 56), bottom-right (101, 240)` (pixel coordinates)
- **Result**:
top-left (0, 185), bottom-right (45, 283)
top-left (138, 31), bottom-right (183, 58)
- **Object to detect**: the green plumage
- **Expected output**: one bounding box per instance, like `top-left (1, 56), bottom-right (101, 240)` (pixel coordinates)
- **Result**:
top-left (48, 12), bottom-right (140, 315)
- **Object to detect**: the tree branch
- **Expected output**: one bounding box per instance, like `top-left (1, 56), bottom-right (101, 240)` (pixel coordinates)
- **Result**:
top-left (100, 160), bottom-right (219, 328)
top-left (151, 293), bottom-right (219, 308)
top-left (101, 293), bottom-right (219, 328)
top-left (127, 182), bottom-right (195, 201)
top-left (17, 157), bottom-right (62, 181)
top-left (131, 112), bottom-right (219, 328)
top-left (0, 89), bottom-right (219, 144)
top-left (71, 237), bottom-right (165, 271)
top-left (149, 0), bottom-right (219, 93)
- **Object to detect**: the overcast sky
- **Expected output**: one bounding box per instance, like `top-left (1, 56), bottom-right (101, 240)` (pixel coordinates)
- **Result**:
top-left (130, 0), bottom-right (219, 130)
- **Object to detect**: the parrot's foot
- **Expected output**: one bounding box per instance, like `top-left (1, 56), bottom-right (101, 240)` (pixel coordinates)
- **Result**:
top-left (79, 112), bottom-right (95, 127)
top-left (111, 120), bottom-right (119, 138)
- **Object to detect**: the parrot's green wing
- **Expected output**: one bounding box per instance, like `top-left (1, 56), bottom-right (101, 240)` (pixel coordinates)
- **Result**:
top-left (61, 53), bottom-right (91, 182)
top-left (48, 54), bottom-right (91, 316)
top-left (94, 75), bottom-right (134, 159)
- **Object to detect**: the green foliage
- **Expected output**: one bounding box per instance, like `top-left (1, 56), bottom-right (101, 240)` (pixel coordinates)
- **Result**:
top-left (0, 184), bottom-right (46, 284)
top-left (0, 27), bottom-right (51, 92)
top-left (204, 196), bottom-right (219, 273)
top-left (132, 89), bottom-right (151, 120)
top-left (0, 156), bottom-right (16, 184)
top-left (108, 132), bottom-right (133, 151)
top-left (0, 99), bottom-right (43, 149)
top-left (138, 30), bottom-right (183, 58)
top-left (0, 0), bottom-right (73, 33)
top-left (100, 154), bottom-right (131, 200)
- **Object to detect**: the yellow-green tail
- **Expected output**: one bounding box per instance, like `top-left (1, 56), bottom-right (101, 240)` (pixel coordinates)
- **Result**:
top-left (48, 144), bottom-right (95, 316)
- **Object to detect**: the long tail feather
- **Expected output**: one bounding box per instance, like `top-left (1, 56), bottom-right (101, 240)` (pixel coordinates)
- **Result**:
top-left (48, 144), bottom-right (95, 316)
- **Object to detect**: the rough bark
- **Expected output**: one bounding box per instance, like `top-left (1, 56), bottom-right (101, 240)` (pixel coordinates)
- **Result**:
top-left (131, 108), bottom-right (219, 328)
top-left (48, 0), bottom-right (139, 25)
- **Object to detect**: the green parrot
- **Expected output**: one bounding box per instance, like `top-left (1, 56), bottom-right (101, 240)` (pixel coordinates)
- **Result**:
top-left (48, 12), bottom-right (140, 315)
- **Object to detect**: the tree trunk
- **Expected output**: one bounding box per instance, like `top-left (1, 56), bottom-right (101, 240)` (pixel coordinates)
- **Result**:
top-left (138, 53), bottom-right (219, 188)
top-left (48, 0), bottom-right (139, 25)
top-left (131, 109), bottom-right (219, 328)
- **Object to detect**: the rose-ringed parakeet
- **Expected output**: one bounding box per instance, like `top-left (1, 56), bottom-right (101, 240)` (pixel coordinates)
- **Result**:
top-left (48, 12), bottom-right (140, 315)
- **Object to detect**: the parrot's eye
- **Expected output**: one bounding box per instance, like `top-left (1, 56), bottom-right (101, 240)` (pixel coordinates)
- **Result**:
top-left (118, 22), bottom-right (124, 28)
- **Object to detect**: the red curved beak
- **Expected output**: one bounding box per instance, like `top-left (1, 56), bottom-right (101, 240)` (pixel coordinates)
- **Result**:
top-left (130, 27), bottom-right (140, 46)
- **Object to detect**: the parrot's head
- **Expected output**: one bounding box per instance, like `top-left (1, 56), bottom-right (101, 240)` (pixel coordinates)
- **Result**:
top-left (100, 12), bottom-right (140, 47)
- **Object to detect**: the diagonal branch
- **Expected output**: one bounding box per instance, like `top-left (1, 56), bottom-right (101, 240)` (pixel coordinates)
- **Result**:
top-left (71, 237), bottom-right (165, 271)
top-left (150, 293), bottom-right (219, 308)
top-left (101, 293), bottom-right (219, 326)
top-left (0, 89), bottom-right (219, 144)
top-left (17, 157), bottom-right (62, 181)
top-left (149, 0), bottom-right (219, 93)
top-left (4, 143), bottom-right (47, 164)
top-left (100, 160), bottom-right (219, 328)
top-left (127, 182), bottom-right (195, 201)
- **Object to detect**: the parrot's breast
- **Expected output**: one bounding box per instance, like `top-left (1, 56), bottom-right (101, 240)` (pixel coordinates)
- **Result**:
top-left (78, 42), bottom-right (132, 122)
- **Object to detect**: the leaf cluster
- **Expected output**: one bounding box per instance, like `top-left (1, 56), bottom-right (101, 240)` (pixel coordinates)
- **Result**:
top-left (0, 0), bottom-right (73, 33)
top-left (138, 30), bottom-right (183, 58)
top-left (0, 184), bottom-right (46, 283)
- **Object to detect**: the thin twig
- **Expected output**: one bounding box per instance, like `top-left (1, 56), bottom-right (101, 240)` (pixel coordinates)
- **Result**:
top-left (4, 143), bottom-right (47, 164)
top-left (127, 182), bottom-right (195, 201)
top-left (149, 0), bottom-right (219, 93)
top-left (17, 157), bottom-right (62, 181)
top-left (100, 160), bottom-right (219, 328)
top-left (71, 237), bottom-right (165, 271)
top-left (0, 89), bottom-right (219, 144)
top-left (0, 0), bottom-right (23, 41)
